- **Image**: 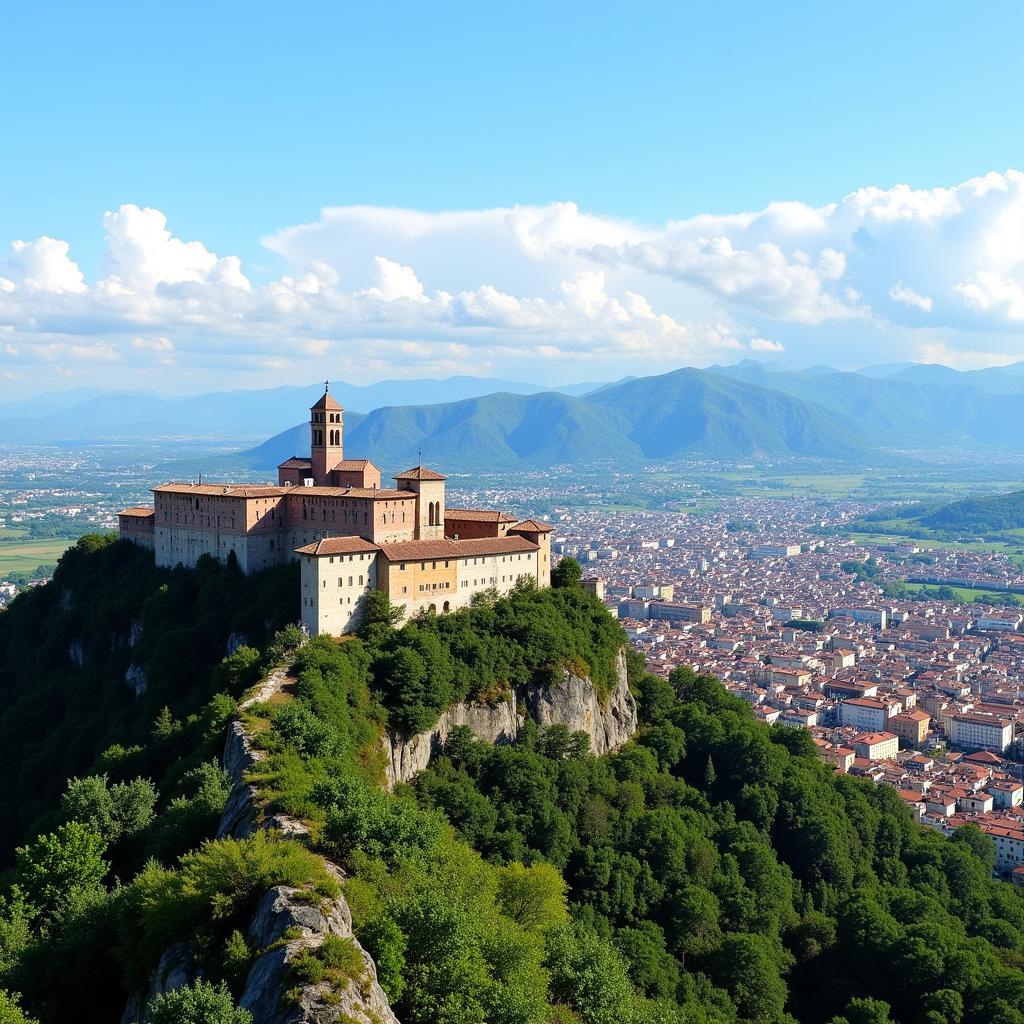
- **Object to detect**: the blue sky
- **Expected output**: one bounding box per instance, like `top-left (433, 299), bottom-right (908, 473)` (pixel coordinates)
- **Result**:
top-left (2, 1), bottom-right (1024, 394)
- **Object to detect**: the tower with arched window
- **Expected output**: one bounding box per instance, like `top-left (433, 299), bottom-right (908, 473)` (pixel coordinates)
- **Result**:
top-left (310, 386), bottom-right (344, 484)
top-left (393, 464), bottom-right (446, 541)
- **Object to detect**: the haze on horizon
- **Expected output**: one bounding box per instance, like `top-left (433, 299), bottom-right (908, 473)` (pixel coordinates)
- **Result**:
top-left (3, 1), bottom-right (1024, 398)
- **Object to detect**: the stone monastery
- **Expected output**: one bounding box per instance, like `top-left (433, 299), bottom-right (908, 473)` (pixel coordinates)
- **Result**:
top-left (118, 386), bottom-right (552, 635)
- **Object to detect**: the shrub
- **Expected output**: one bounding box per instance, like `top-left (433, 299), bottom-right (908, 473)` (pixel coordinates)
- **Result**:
top-left (146, 979), bottom-right (252, 1024)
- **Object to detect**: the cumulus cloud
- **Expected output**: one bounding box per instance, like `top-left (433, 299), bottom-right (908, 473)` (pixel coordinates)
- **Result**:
top-left (1, 237), bottom-right (86, 294)
top-left (2, 177), bottom-right (1024, 386)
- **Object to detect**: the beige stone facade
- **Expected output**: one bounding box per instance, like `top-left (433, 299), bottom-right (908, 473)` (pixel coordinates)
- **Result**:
top-left (121, 386), bottom-right (553, 635)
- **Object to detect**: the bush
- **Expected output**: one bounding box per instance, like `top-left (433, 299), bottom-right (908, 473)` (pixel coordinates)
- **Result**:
top-left (125, 833), bottom-right (339, 975)
top-left (146, 980), bottom-right (252, 1024)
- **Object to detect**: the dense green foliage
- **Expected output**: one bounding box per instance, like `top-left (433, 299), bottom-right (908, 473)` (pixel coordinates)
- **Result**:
top-left (0, 535), bottom-right (297, 856)
top-left (409, 668), bottom-right (1024, 1024)
top-left (146, 980), bottom-right (252, 1024)
top-left (921, 488), bottom-right (1024, 533)
top-left (2, 540), bottom-right (1024, 1024)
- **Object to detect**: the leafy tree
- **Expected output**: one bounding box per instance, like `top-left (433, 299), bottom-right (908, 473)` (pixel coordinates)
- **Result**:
top-left (495, 862), bottom-right (569, 931)
top-left (0, 991), bottom-right (38, 1024)
top-left (146, 980), bottom-right (252, 1024)
top-left (61, 774), bottom-right (157, 845)
top-left (551, 558), bottom-right (583, 590)
top-left (14, 823), bottom-right (107, 926)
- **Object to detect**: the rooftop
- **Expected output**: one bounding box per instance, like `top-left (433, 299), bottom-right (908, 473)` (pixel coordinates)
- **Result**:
top-left (394, 466), bottom-right (447, 481)
top-left (295, 537), bottom-right (381, 556)
top-left (377, 535), bottom-right (539, 562)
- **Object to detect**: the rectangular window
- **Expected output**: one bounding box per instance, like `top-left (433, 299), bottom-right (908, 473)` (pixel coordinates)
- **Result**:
top-left (348, 576), bottom-right (353, 586)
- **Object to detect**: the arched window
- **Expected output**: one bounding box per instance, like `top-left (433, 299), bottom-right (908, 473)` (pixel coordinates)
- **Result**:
top-left (428, 502), bottom-right (435, 527)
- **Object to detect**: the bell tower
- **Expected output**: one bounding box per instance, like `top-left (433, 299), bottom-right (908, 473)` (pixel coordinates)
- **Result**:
top-left (310, 382), bottom-right (343, 485)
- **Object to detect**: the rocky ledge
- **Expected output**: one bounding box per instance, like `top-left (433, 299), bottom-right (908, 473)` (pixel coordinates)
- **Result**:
top-left (382, 647), bottom-right (637, 788)
top-left (124, 661), bottom-right (399, 1024)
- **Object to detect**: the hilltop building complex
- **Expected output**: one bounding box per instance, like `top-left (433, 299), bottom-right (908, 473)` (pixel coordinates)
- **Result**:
top-left (118, 387), bottom-right (551, 634)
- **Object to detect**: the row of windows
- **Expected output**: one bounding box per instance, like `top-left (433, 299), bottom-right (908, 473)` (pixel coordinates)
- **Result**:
top-left (328, 553), bottom-right (369, 562)
top-left (336, 576), bottom-right (365, 587)
top-left (397, 553), bottom-right (530, 571)
top-left (419, 582), bottom-right (452, 591)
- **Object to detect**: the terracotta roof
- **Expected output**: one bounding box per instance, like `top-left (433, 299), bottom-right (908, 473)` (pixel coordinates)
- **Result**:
top-left (278, 456), bottom-right (312, 469)
top-left (290, 486), bottom-right (412, 500)
top-left (509, 519), bottom-right (553, 533)
top-left (394, 466), bottom-right (447, 481)
top-left (965, 750), bottom-right (1005, 764)
top-left (295, 537), bottom-right (380, 556)
top-left (118, 506), bottom-right (155, 517)
top-left (853, 731), bottom-right (898, 745)
top-left (377, 535), bottom-right (539, 562)
top-left (333, 459), bottom-right (378, 470)
top-left (154, 483), bottom-right (285, 498)
top-left (311, 390), bottom-right (342, 411)
top-left (445, 508), bottom-right (518, 523)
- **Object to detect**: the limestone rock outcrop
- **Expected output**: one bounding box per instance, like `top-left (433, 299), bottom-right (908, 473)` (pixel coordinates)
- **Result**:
top-left (239, 867), bottom-right (398, 1024)
top-left (384, 647), bottom-right (636, 788)
top-left (127, 658), bottom-right (400, 1024)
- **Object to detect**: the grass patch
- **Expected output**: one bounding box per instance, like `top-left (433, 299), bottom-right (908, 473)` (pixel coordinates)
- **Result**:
top-left (287, 935), bottom-right (366, 997)
top-left (0, 539), bottom-right (73, 574)
top-left (900, 581), bottom-right (1023, 606)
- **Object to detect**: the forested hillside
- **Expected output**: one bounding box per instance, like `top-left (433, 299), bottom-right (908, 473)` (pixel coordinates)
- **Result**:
top-left (0, 545), bottom-right (1023, 1024)
top-left (0, 536), bottom-right (298, 859)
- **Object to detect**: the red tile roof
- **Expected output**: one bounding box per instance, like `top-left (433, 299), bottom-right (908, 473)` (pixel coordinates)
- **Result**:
top-left (278, 457), bottom-right (313, 469)
top-left (446, 508), bottom-right (518, 523)
top-left (118, 506), bottom-right (155, 517)
top-left (394, 466), bottom-right (447, 481)
top-left (311, 390), bottom-right (342, 410)
top-left (154, 483), bottom-right (285, 498)
top-left (377, 535), bottom-right (539, 562)
top-left (510, 519), bottom-right (553, 533)
top-left (295, 537), bottom-right (380, 556)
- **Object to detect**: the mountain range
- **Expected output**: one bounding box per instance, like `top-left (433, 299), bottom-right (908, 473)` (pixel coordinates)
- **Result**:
top-left (0, 375), bottom-right (606, 443)
top-left (4, 360), bottom-right (1023, 472)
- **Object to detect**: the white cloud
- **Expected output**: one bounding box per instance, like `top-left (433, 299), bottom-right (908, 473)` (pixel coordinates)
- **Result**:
top-left (889, 282), bottom-right (934, 312)
top-left (131, 335), bottom-right (175, 351)
top-left (2, 178), bottom-right (1024, 387)
top-left (356, 256), bottom-right (426, 302)
top-left (749, 337), bottom-right (785, 352)
top-left (914, 341), bottom-right (1023, 369)
top-left (100, 205), bottom-right (250, 292)
top-left (1, 237), bottom-right (86, 294)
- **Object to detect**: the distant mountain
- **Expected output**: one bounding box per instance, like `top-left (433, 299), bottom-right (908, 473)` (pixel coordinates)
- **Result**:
top-left (0, 375), bottom-right (606, 443)
top-left (586, 368), bottom-right (876, 460)
top-left (707, 361), bottom-right (1024, 449)
top-left (178, 367), bottom-right (884, 477)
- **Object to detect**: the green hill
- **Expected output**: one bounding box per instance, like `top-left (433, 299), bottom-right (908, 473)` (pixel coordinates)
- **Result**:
top-left (920, 488), bottom-right (1024, 533)
top-left (2, 545), bottom-right (1024, 1024)
top-left (709, 361), bottom-right (1024, 450)
top-left (213, 368), bottom-right (880, 475)
top-left (588, 367), bottom-right (877, 459)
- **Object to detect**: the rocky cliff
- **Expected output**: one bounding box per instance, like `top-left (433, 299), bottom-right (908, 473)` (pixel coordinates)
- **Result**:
top-left (382, 647), bottom-right (637, 788)
top-left (125, 644), bottom-right (637, 1021)
top-left (123, 662), bottom-right (398, 1024)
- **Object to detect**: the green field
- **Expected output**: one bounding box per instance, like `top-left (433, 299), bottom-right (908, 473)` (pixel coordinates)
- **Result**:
top-left (901, 581), bottom-right (1023, 606)
top-left (0, 539), bottom-right (73, 575)
top-left (0, 526), bottom-right (29, 539)
top-left (843, 528), bottom-right (1024, 558)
